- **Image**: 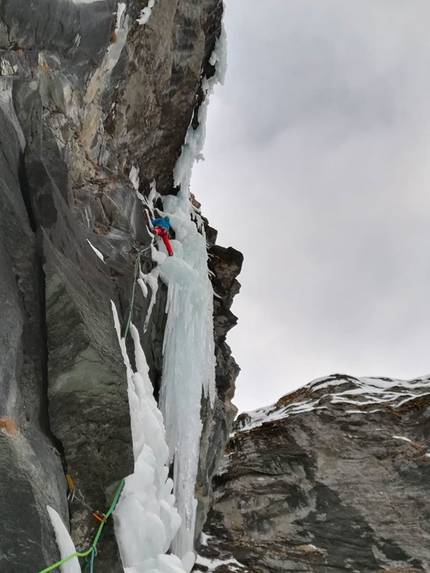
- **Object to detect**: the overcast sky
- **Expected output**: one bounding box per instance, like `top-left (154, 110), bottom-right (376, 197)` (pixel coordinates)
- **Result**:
top-left (191, 0), bottom-right (430, 413)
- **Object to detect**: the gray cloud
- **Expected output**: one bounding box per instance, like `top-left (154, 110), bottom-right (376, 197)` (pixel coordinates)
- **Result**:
top-left (225, 0), bottom-right (430, 140)
top-left (192, 0), bottom-right (430, 411)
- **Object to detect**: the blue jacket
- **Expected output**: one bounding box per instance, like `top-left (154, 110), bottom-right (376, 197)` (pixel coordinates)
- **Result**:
top-left (152, 217), bottom-right (170, 231)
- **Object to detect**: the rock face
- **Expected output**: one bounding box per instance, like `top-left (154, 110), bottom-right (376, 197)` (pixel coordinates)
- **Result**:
top-left (197, 239), bottom-right (244, 534)
top-left (3, 4), bottom-right (430, 573)
top-left (0, 81), bottom-right (71, 572)
top-left (0, 1), bottom-right (242, 571)
top-left (198, 375), bottom-right (430, 573)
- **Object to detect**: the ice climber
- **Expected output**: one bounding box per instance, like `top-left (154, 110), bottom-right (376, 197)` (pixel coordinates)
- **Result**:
top-left (151, 215), bottom-right (174, 256)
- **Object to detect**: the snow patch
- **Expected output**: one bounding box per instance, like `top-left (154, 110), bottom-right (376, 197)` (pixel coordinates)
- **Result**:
top-left (46, 506), bottom-right (80, 573)
top-left (199, 532), bottom-right (213, 547)
top-left (237, 374), bottom-right (430, 432)
top-left (149, 180), bottom-right (159, 202)
top-left (216, 453), bottom-right (232, 476)
top-left (345, 409), bottom-right (382, 414)
top-left (86, 239), bottom-right (105, 262)
top-left (140, 269), bottom-right (159, 331)
top-left (196, 555), bottom-right (246, 572)
top-left (237, 400), bottom-right (327, 432)
top-left (84, 2), bottom-right (129, 105)
top-left (129, 165), bottom-right (140, 191)
top-left (137, 0), bottom-right (156, 25)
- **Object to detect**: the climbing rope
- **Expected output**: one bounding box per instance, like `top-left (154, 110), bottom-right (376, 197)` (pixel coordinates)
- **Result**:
top-left (67, 475), bottom-right (107, 524)
top-left (123, 245), bottom-right (152, 339)
top-left (37, 478), bottom-right (125, 573)
top-left (81, 478), bottom-right (124, 572)
top-left (37, 241), bottom-right (152, 573)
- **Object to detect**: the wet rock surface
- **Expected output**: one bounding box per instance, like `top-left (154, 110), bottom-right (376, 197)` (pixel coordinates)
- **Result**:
top-left (198, 375), bottom-right (430, 573)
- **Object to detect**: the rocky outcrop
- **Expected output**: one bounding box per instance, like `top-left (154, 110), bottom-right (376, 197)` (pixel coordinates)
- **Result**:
top-left (198, 375), bottom-right (430, 573)
top-left (0, 82), bottom-right (69, 573)
top-left (0, 1), bottom-right (242, 571)
top-left (197, 238), bottom-right (243, 536)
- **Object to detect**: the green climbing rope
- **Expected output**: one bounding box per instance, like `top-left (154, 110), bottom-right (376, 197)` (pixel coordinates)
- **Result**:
top-left (81, 478), bottom-right (125, 572)
top-left (37, 242), bottom-right (152, 573)
top-left (38, 546), bottom-right (93, 573)
top-left (123, 245), bottom-right (152, 339)
top-left (37, 479), bottom-right (125, 573)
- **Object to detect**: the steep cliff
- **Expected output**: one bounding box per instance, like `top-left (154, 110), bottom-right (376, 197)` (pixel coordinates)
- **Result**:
top-left (0, 1), bottom-right (242, 572)
top-left (197, 374), bottom-right (430, 573)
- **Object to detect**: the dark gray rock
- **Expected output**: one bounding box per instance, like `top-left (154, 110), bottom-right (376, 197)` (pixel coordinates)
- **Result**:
top-left (198, 376), bottom-right (430, 573)
top-left (13, 71), bottom-right (134, 568)
top-left (0, 429), bottom-right (67, 573)
top-left (0, 88), bottom-right (67, 573)
top-left (209, 245), bottom-right (243, 397)
top-left (2, 0), bottom-right (115, 84)
top-left (0, 237), bottom-right (24, 419)
top-left (196, 245), bottom-right (243, 542)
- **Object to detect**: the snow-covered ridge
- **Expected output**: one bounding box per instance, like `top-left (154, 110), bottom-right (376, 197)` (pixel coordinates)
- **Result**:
top-left (235, 373), bottom-right (430, 433)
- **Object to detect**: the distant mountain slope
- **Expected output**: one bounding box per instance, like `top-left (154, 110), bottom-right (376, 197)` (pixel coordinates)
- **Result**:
top-left (197, 374), bottom-right (430, 573)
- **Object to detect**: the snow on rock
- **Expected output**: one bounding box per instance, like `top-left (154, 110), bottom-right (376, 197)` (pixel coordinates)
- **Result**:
top-left (195, 555), bottom-right (246, 572)
top-left (86, 239), bottom-right (105, 262)
top-left (129, 166), bottom-right (140, 191)
top-left (173, 25), bottom-right (226, 197)
top-left (139, 269), bottom-right (159, 331)
top-left (203, 374), bottom-right (430, 572)
top-left (199, 532), bottom-right (213, 547)
top-left (151, 243), bottom-right (167, 265)
top-left (111, 304), bottom-right (190, 573)
top-left (46, 506), bottom-right (81, 573)
top-left (235, 373), bottom-right (430, 433)
top-left (137, 0), bottom-right (156, 26)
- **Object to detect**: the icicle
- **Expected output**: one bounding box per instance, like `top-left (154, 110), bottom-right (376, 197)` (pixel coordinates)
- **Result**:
top-left (46, 506), bottom-right (81, 573)
top-left (155, 26), bottom-right (227, 559)
top-left (111, 303), bottom-right (190, 572)
top-left (139, 268), bottom-right (160, 332)
top-left (113, 21), bottom-right (227, 564)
